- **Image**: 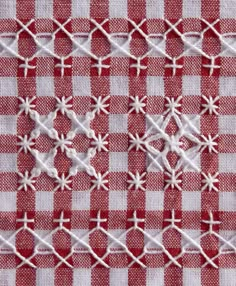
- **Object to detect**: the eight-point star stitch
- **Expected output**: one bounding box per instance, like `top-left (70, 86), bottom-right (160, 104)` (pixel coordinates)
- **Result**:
top-left (128, 171), bottom-right (146, 191)
top-left (201, 172), bottom-right (219, 192)
top-left (1, 13), bottom-right (232, 275)
top-left (90, 171), bottom-right (109, 191)
top-left (53, 173), bottom-right (73, 192)
top-left (201, 134), bottom-right (219, 153)
top-left (91, 133), bottom-right (109, 152)
top-left (164, 170), bottom-right (182, 191)
top-left (17, 134), bottom-right (35, 154)
top-left (129, 96), bottom-right (147, 114)
top-left (53, 133), bottom-right (73, 153)
top-left (17, 171), bottom-right (36, 191)
top-left (91, 95), bottom-right (110, 115)
top-left (18, 96), bottom-right (36, 115)
top-left (55, 96), bottom-right (73, 115)
top-left (201, 95), bottom-right (220, 115)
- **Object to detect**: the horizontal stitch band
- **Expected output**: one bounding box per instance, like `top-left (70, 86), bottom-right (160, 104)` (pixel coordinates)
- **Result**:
top-left (0, 210), bottom-right (231, 269)
top-left (0, 18), bottom-right (235, 76)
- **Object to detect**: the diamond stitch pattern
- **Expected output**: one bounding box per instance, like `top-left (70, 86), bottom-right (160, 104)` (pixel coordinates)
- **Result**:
top-left (0, 0), bottom-right (236, 285)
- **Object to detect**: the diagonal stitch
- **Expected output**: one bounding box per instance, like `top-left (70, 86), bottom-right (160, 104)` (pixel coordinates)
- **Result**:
top-left (1, 18), bottom-right (236, 75)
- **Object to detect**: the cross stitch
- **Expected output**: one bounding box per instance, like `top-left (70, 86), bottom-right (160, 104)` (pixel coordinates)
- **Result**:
top-left (0, 1), bottom-right (236, 285)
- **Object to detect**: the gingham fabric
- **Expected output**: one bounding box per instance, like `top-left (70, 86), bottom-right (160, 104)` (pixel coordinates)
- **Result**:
top-left (0, 0), bottom-right (236, 285)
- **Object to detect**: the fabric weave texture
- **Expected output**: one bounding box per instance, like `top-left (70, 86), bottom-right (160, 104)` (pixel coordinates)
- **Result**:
top-left (0, 0), bottom-right (236, 285)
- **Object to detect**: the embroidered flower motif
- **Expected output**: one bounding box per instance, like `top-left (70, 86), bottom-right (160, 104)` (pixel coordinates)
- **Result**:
top-left (91, 96), bottom-right (110, 115)
top-left (53, 173), bottom-right (72, 192)
top-left (164, 170), bottom-right (182, 191)
top-left (201, 134), bottom-right (218, 153)
top-left (129, 96), bottom-right (146, 114)
top-left (90, 171), bottom-right (109, 191)
top-left (201, 172), bottom-right (219, 192)
top-left (18, 96), bottom-right (36, 115)
top-left (127, 171), bottom-right (146, 191)
top-left (17, 135), bottom-right (35, 154)
top-left (201, 95), bottom-right (219, 115)
top-left (18, 171), bottom-right (36, 191)
top-left (91, 134), bottom-right (109, 152)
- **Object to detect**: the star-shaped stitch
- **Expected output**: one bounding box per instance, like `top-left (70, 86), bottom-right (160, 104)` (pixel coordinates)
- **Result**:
top-left (55, 96), bottom-right (73, 115)
top-left (201, 134), bottom-right (218, 153)
top-left (17, 171), bottom-right (36, 191)
top-left (18, 96), bottom-right (36, 115)
top-left (129, 96), bottom-right (146, 114)
top-left (91, 95), bottom-right (110, 115)
top-left (91, 134), bottom-right (109, 152)
top-left (201, 95), bottom-right (219, 115)
top-left (201, 172), bottom-right (219, 192)
top-left (17, 135), bottom-right (35, 154)
top-left (90, 171), bottom-right (109, 191)
top-left (128, 133), bottom-right (147, 152)
top-left (127, 171), bottom-right (146, 191)
top-left (53, 173), bottom-right (72, 192)
top-left (164, 170), bottom-right (182, 191)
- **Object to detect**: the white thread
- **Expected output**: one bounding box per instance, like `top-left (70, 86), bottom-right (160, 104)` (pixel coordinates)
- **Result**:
top-left (128, 211), bottom-right (145, 229)
top-left (138, 101), bottom-right (201, 172)
top-left (92, 57), bottom-right (110, 76)
top-left (164, 170), bottom-right (182, 191)
top-left (55, 57), bottom-right (72, 77)
top-left (17, 171), bottom-right (36, 191)
top-left (1, 19), bottom-right (236, 76)
top-left (17, 95), bottom-right (97, 181)
top-left (129, 96), bottom-right (146, 114)
top-left (90, 210), bottom-right (107, 228)
top-left (18, 96), bottom-right (36, 116)
top-left (127, 171), bottom-right (146, 191)
top-left (165, 57), bottom-right (183, 76)
top-left (16, 212), bottom-right (34, 229)
top-left (19, 58), bottom-right (36, 78)
top-left (202, 211), bottom-right (221, 234)
top-left (91, 133), bottom-right (109, 152)
top-left (130, 57), bottom-right (147, 76)
top-left (201, 95), bottom-right (219, 115)
top-left (53, 173), bottom-right (72, 192)
top-left (17, 135), bottom-right (35, 154)
top-left (201, 172), bottom-right (219, 192)
top-left (55, 96), bottom-right (73, 115)
top-left (128, 133), bottom-right (147, 152)
top-left (53, 211), bottom-right (70, 230)
top-left (201, 134), bottom-right (218, 153)
top-left (90, 171), bottom-right (109, 191)
top-left (202, 56), bottom-right (221, 76)
top-left (91, 95), bottom-right (110, 115)
top-left (1, 210), bottom-right (234, 269)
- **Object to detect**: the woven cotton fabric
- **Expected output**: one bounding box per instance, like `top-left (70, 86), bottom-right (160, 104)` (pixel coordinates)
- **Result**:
top-left (0, 0), bottom-right (236, 285)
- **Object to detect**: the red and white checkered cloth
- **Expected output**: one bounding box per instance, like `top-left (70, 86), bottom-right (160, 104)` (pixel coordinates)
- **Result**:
top-left (0, 0), bottom-right (236, 285)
